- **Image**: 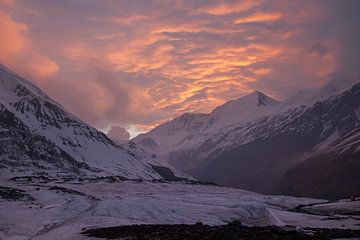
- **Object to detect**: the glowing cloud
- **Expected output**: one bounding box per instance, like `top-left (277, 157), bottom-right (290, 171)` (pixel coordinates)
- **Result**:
top-left (0, 11), bottom-right (27, 60)
top-left (0, 10), bottom-right (59, 80)
top-left (0, 0), bottom-right (358, 135)
top-left (0, 0), bottom-right (16, 8)
top-left (234, 12), bottom-right (283, 24)
top-left (201, 0), bottom-right (261, 15)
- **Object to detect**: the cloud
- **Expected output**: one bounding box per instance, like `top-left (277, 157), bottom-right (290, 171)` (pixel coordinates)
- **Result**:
top-left (0, 0), bottom-right (358, 135)
top-left (307, 43), bottom-right (331, 58)
top-left (107, 43), bottom-right (174, 73)
top-left (234, 12), bottom-right (283, 24)
top-left (200, 0), bottom-right (261, 15)
top-left (38, 67), bottom-right (131, 129)
top-left (107, 126), bottom-right (130, 143)
top-left (0, 11), bottom-right (27, 59)
top-left (0, 0), bottom-right (16, 8)
top-left (0, 10), bottom-right (59, 80)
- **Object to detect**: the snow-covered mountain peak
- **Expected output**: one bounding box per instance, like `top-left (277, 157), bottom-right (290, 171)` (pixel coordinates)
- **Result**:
top-left (0, 63), bottom-right (55, 105)
top-left (279, 76), bottom-right (360, 111)
top-left (252, 90), bottom-right (280, 106)
top-left (208, 90), bottom-right (280, 129)
top-left (309, 76), bottom-right (360, 103)
top-left (135, 90), bottom-right (282, 161)
top-left (212, 90), bottom-right (279, 115)
top-left (136, 75), bottom-right (360, 176)
top-left (0, 63), bottom-right (189, 180)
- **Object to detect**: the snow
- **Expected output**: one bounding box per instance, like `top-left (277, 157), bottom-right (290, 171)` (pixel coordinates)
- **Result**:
top-left (210, 90), bottom-right (280, 129)
top-left (313, 131), bottom-right (340, 152)
top-left (135, 91), bottom-right (282, 161)
top-left (302, 200), bottom-right (360, 215)
top-left (331, 128), bottom-right (360, 153)
top-left (1, 64), bottom-right (359, 239)
top-left (0, 63), bottom-right (187, 180)
top-left (0, 180), bottom-right (359, 240)
top-left (135, 77), bottom-right (360, 164)
top-left (308, 77), bottom-right (360, 104)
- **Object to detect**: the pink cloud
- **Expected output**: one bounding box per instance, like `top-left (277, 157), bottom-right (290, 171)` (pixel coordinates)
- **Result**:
top-left (0, 11), bottom-right (28, 60)
top-left (0, 0), bottom-right (357, 135)
top-left (0, 0), bottom-right (16, 8)
top-left (0, 10), bottom-right (59, 80)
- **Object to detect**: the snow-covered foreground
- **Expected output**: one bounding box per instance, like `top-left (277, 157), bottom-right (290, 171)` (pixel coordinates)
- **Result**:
top-left (0, 180), bottom-right (359, 240)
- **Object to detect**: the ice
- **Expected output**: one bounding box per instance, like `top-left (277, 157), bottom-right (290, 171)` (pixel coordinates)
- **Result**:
top-left (0, 181), bottom-right (359, 240)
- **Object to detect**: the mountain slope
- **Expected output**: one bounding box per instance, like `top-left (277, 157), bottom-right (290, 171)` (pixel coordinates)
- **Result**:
top-left (185, 83), bottom-right (360, 194)
top-left (277, 125), bottom-right (360, 200)
top-left (136, 78), bottom-right (360, 199)
top-left (277, 148), bottom-right (360, 200)
top-left (0, 63), bottom-right (187, 180)
top-left (135, 91), bottom-right (280, 161)
top-left (0, 102), bottom-right (91, 179)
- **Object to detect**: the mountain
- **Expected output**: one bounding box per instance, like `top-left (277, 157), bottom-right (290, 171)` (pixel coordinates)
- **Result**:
top-left (209, 90), bottom-right (280, 127)
top-left (1, 65), bottom-right (359, 239)
top-left (135, 78), bottom-right (360, 199)
top-left (276, 107), bottom-right (360, 199)
top-left (0, 63), bottom-right (188, 180)
top-left (135, 91), bottom-right (280, 161)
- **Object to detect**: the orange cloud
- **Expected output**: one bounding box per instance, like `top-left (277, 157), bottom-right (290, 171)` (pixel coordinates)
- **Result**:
top-left (151, 22), bottom-right (245, 35)
top-left (25, 55), bottom-right (60, 79)
top-left (112, 15), bottom-right (153, 26)
top-left (234, 12), bottom-right (283, 24)
top-left (253, 68), bottom-right (272, 76)
top-left (0, 10), bottom-right (59, 80)
top-left (107, 43), bottom-right (174, 73)
top-left (88, 14), bottom-right (154, 27)
top-left (201, 0), bottom-right (261, 15)
top-left (0, 1), bottom-right (345, 136)
top-left (0, 11), bottom-right (28, 59)
top-left (64, 45), bottom-right (93, 60)
top-left (59, 12), bottom-right (288, 130)
top-left (0, 0), bottom-right (16, 7)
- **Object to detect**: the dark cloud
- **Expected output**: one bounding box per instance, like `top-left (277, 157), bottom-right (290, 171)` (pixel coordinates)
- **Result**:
top-left (307, 44), bottom-right (332, 58)
top-left (107, 126), bottom-right (130, 143)
top-left (328, 0), bottom-right (360, 76)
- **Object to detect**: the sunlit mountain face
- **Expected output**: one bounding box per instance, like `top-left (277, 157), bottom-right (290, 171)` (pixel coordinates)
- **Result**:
top-left (1, 0), bottom-right (360, 137)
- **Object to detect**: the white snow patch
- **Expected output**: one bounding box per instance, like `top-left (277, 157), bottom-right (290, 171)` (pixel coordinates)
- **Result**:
top-left (1, 181), bottom-right (359, 240)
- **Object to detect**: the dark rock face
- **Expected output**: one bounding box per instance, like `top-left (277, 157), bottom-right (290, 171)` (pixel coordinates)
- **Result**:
top-left (169, 84), bottom-right (360, 198)
top-left (277, 148), bottom-right (360, 200)
top-left (151, 165), bottom-right (181, 181)
top-left (82, 224), bottom-right (360, 240)
top-left (138, 137), bottom-right (158, 148)
top-left (0, 186), bottom-right (35, 202)
top-left (11, 83), bottom-right (116, 146)
top-left (0, 103), bottom-right (91, 175)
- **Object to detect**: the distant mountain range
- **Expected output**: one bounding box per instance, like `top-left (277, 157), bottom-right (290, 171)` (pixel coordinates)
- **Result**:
top-left (0, 63), bottom-right (188, 181)
top-left (135, 77), bottom-right (360, 199)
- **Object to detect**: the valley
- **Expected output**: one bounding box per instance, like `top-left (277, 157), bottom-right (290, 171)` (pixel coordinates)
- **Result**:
top-left (1, 178), bottom-right (359, 239)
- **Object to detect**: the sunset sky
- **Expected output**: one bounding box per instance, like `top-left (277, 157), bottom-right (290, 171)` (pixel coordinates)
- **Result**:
top-left (1, 0), bottom-right (359, 138)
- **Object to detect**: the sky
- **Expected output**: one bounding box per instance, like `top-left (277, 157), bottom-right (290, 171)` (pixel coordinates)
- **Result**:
top-left (0, 0), bottom-right (359, 138)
